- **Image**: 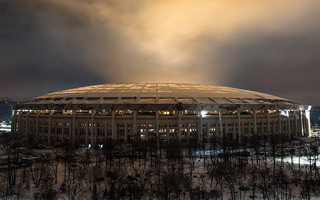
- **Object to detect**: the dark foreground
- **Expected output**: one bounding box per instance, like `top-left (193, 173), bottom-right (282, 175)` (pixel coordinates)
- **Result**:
top-left (1, 136), bottom-right (320, 199)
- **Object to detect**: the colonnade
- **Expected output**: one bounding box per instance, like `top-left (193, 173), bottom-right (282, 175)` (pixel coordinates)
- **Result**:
top-left (11, 109), bottom-right (311, 146)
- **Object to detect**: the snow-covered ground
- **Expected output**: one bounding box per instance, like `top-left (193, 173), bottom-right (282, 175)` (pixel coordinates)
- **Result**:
top-left (277, 155), bottom-right (320, 166)
top-left (194, 148), bottom-right (320, 167)
top-left (0, 121), bottom-right (11, 132)
top-left (194, 148), bottom-right (255, 156)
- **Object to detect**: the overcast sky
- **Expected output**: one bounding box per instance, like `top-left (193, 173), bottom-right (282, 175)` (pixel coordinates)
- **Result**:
top-left (0, 0), bottom-right (319, 105)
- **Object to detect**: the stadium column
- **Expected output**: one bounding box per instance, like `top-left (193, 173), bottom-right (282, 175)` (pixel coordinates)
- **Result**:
top-left (253, 110), bottom-right (257, 135)
top-left (48, 110), bottom-right (52, 145)
top-left (218, 110), bottom-right (223, 141)
top-left (278, 112), bottom-right (282, 134)
top-left (133, 111), bottom-right (137, 140)
top-left (187, 122), bottom-right (190, 144)
top-left (54, 120), bottom-right (57, 145)
top-left (273, 120), bottom-right (276, 135)
top-left (33, 120), bottom-right (36, 138)
top-left (266, 112), bottom-right (270, 140)
top-left (305, 110), bottom-right (311, 136)
top-left (300, 110), bottom-right (305, 136)
top-left (146, 123), bottom-right (149, 140)
top-left (62, 122), bottom-right (65, 144)
top-left (237, 111), bottom-right (242, 143)
top-left (198, 112), bottom-right (202, 144)
top-left (232, 121), bottom-right (236, 141)
top-left (241, 122), bottom-right (244, 139)
top-left (72, 111), bottom-right (76, 146)
top-left (124, 122), bottom-right (128, 143)
top-left (18, 111), bottom-right (22, 139)
top-left (86, 122), bottom-right (89, 145)
top-left (42, 122), bottom-right (45, 142)
top-left (294, 112), bottom-right (298, 137)
top-left (302, 111), bottom-right (307, 136)
top-left (112, 110), bottom-right (116, 140)
top-left (11, 110), bottom-right (17, 136)
top-left (166, 123), bottom-right (170, 141)
top-left (207, 122), bottom-right (210, 141)
top-left (104, 122), bottom-right (108, 142)
top-left (304, 111), bottom-right (308, 136)
top-left (178, 111), bottom-right (182, 142)
top-left (156, 110), bottom-right (159, 148)
top-left (297, 110), bottom-right (303, 136)
top-left (26, 111), bottom-right (30, 139)
top-left (35, 112), bottom-right (40, 142)
top-left (287, 111), bottom-right (291, 139)
top-left (77, 123), bottom-right (81, 144)
top-left (225, 122), bottom-right (228, 140)
top-left (95, 115), bottom-right (98, 144)
top-left (91, 110), bottom-right (96, 146)
top-left (69, 122), bottom-right (72, 144)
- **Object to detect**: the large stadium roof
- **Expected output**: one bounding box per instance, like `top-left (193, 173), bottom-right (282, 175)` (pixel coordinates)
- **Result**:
top-left (21, 83), bottom-right (297, 106)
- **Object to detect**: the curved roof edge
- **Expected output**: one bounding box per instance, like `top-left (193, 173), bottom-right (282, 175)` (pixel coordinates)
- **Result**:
top-left (16, 83), bottom-right (303, 110)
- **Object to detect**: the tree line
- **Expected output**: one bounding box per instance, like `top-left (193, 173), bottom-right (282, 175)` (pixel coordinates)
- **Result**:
top-left (1, 135), bottom-right (320, 199)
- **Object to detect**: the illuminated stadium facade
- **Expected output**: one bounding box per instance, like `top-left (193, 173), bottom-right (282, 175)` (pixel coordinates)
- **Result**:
top-left (11, 83), bottom-right (311, 146)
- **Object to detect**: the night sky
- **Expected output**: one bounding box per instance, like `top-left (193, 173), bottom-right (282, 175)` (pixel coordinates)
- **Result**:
top-left (1, 0), bottom-right (319, 105)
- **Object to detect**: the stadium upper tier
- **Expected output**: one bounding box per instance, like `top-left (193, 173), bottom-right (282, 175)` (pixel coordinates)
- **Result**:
top-left (21, 83), bottom-right (296, 106)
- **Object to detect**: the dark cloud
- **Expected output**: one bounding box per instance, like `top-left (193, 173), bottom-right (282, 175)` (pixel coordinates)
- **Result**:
top-left (219, 34), bottom-right (320, 105)
top-left (0, 0), bottom-right (107, 101)
top-left (0, 0), bottom-right (319, 106)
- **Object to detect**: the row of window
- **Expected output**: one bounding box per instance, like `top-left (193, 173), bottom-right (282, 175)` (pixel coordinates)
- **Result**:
top-left (21, 118), bottom-right (304, 137)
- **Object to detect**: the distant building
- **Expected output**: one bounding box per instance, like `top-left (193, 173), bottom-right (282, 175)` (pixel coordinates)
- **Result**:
top-left (311, 106), bottom-right (320, 126)
top-left (0, 97), bottom-right (14, 102)
top-left (0, 99), bottom-right (16, 121)
top-left (12, 83), bottom-right (311, 145)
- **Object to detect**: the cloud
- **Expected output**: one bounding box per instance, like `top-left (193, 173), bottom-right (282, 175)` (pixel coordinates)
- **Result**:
top-left (0, 0), bottom-right (319, 105)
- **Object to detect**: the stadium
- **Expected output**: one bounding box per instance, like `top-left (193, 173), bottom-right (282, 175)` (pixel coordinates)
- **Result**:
top-left (11, 83), bottom-right (311, 146)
